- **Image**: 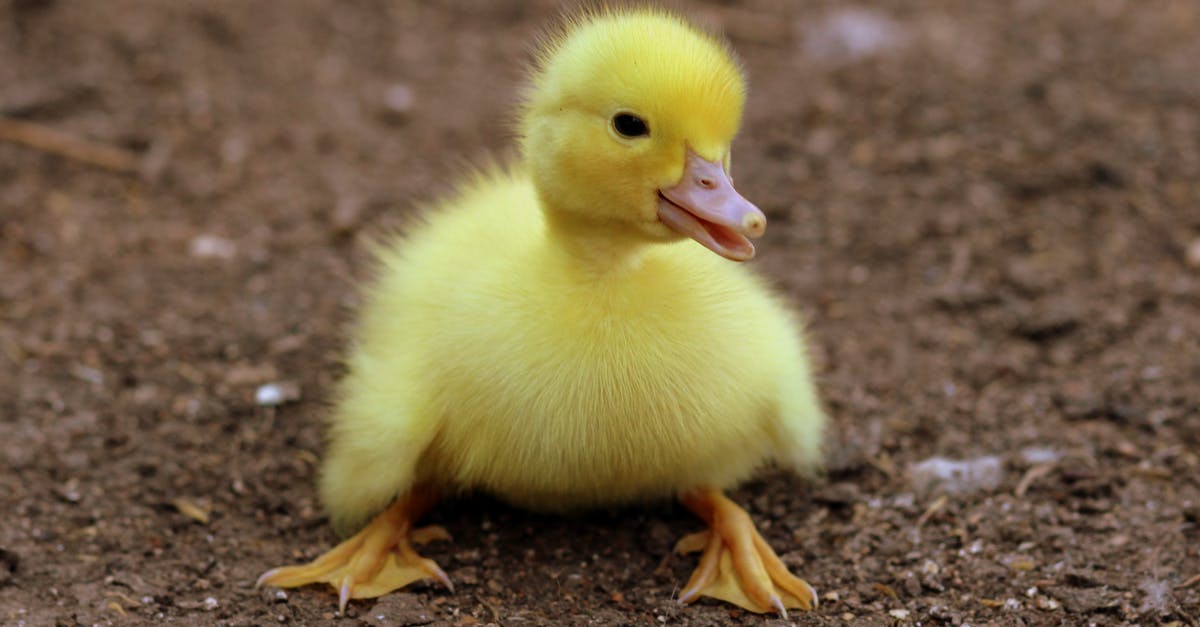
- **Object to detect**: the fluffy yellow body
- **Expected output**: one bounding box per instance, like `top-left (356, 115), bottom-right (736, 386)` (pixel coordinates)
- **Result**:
top-left (260, 10), bottom-right (827, 614)
top-left (320, 171), bottom-right (823, 531)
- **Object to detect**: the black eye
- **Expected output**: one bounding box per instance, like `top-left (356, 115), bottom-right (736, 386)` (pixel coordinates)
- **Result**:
top-left (612, 113), bottom-right (649, 138)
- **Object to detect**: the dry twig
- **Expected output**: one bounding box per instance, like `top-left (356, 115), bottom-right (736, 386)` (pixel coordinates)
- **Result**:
top-left (1015, 463), bottom-right (1056, 497)
top-left (916, 494), bottom-right (947, 527)
top-left (0, 117), bottom-right (139, 173)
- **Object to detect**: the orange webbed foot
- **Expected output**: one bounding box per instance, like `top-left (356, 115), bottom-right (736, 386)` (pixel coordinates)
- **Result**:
top-left (675, 489), bottom-right (817, 617)
top-left (257, 488), bottom-right (452, 613)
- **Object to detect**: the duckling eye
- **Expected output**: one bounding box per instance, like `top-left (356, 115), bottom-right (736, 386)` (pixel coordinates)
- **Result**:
top-left (612, 113), bottom-right (649, 138)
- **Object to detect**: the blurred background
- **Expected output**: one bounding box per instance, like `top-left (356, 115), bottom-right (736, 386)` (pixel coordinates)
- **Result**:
top-left (1, 0), bottom-right (1197, 623)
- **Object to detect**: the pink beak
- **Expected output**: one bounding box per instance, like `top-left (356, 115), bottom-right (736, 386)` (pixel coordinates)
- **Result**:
top-left (657, 150), bottom-right (766, 261)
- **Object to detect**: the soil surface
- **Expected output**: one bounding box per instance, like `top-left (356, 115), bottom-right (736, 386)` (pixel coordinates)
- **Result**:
top-left (3, 1), bottom-right (1199, 625)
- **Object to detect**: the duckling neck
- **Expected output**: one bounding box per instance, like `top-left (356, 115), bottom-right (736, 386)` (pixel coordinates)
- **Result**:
top-left (541, 209), bottom-right (652, 278)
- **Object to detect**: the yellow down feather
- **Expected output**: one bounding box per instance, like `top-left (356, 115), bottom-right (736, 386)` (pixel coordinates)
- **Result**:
top-left (318, 8), bottom-right (825, 535)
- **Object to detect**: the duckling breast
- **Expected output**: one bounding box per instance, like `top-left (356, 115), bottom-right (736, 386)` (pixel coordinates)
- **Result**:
top-left (411, 245), bottom-right (798, 510)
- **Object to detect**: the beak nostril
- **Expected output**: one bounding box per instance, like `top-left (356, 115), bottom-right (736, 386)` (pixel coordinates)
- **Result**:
top-left (697, 178), bottom-right (715, 189)
top-left (743, 214), bottom-right (765, 235)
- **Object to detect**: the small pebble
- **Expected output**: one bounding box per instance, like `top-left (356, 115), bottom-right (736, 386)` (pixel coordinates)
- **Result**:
top-left (1020, 447), bottom-right (1060, 464)
top-left (910, 455), bottom-right (1004, 497)
top-left (256, 381), bottom-right (301, 406)
top-left (803, 8), bottom-right (905, 62)
top-left (1035, 596), bottom-right (1061, 610)
top-left (189, 235), bottom-right (237, 260)
top-left (203, 597), bottom-right (219, 611)
top-left (378, 83), bottom-right (416, 123)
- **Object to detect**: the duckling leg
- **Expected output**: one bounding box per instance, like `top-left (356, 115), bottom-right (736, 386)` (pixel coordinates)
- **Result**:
top-left (257, 486), bottom-right (452, 613)
top-left (675, 488), bottom-right (816, 616)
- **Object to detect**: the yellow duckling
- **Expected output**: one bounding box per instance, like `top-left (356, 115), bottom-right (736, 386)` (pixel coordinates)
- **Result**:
top-left (258, 8), bottom-right (825, 616)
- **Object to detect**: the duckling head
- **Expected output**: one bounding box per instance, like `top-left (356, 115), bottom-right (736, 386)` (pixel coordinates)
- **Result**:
top-left (520, 9), bottom-right (766, 262)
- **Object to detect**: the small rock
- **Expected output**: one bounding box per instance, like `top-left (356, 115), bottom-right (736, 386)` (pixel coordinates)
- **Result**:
top-left (203, 596), bottom-right (219, 611)
top-left (378, 83), bottom-right (416, 123)
top-left (69, 364), bottom-right (104, 386)
top-left (256, 381), bottom-right (301, 406)
top-left (55, 479), bottom-right (81, 503)
top-left (922, 571), bottom-right (946, 592)
top-left (1035, 596), bottom-right (1061, 610)
top-left (802, 8), bottom-right (905, 62)
top-left (910, 455), bottom-right (1004, 497)
top-left (189, 234), bottom-right (236, 260)
top-left (1021, 447), bottom-right (1061, 465)
top-left (928, 605), bottom-right (960, 622)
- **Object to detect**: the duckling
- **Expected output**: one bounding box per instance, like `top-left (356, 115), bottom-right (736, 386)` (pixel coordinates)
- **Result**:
top-left (258, 8), bottom-right (825, 616)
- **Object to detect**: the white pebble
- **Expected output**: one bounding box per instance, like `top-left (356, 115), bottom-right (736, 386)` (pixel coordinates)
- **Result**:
top-left (203, 597), bottom-right (219, 611)
top-left (1020, 447), bottom-right (1060, 465)
top-left (910, 455), bottom-right (1004, 497)
top-left (383, 84), bottom-right (415, 115)
top-left (189, 235), bottom-right (237, 260)
top-left (255, 381), bottom-right (301, 406)
top-left (802, 8), bottom-right (905, 62)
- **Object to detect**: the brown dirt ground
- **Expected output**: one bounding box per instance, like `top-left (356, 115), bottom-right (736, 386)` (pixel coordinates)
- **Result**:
top-left (3, 1), bottom-right (1199, 625)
